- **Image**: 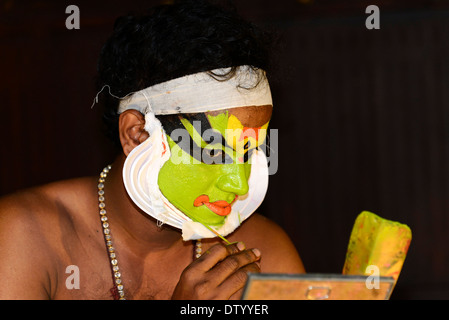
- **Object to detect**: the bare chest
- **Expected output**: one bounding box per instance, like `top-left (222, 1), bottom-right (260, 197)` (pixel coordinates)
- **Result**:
top-left (52, 242), bottom-right (195, 300)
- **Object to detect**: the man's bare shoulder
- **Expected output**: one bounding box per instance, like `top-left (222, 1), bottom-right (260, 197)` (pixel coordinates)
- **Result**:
top-left (0, 177), bottom-right (97, 299)
top-left (0, 177), bottom-right (99, 252)
top-left (0, 177), bottom-right (96, 224)
top-left (229, 213), bottom-right (306, 274)
top-left (0, 183), bottom-right (62, 238)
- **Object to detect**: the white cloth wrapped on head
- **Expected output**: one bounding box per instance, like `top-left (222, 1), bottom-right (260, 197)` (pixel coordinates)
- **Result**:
top-left (118, 65), bottom-right (271, 115)
top-left (119, 65), bottom-right (272, 240)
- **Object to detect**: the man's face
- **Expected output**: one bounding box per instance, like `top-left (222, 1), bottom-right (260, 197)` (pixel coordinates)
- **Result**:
top-left (157, 105), bottom-right (272, 227)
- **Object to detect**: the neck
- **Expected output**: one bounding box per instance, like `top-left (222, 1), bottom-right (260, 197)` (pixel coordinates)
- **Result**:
top-left (103, 155), bottom-right (183, 252)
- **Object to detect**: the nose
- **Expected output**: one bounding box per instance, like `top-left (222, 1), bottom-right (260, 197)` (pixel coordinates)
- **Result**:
top-left (215, 163), bottom-right (250, 196)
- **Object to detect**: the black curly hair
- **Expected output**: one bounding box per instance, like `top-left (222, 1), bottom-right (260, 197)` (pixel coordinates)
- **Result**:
top-left (97, 0), bottom-right (273, 149)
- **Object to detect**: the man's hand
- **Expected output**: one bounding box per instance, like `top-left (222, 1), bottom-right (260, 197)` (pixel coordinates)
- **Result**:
top-left (171, 242), bottom-right (261, 300)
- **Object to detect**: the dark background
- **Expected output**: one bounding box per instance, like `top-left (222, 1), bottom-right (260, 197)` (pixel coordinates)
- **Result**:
top-left (1, 0), bottom-right (448, 299)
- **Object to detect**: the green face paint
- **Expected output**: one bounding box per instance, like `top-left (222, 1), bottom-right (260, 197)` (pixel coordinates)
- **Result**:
top-left (157, 108), bottom-right (269, 227)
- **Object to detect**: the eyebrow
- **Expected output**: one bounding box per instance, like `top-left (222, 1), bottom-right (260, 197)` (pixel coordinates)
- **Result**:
top-left (181, 113), bottom-right (232, 151)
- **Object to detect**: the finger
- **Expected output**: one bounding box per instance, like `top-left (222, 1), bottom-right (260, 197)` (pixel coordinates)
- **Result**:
top-left (195, 242), bottom-right (244, 272)
top-left (229, 287), bottom-right (245, 300)
top-left (219, 260), bottom-right (261, 299)
top-left (207, 248), bottom-right (261, 286)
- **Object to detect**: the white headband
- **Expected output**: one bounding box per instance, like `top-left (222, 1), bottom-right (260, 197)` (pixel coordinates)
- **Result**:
top-left (120, 65), bottom-right (271, 240)
top-left (118, 65), bottom-right (272, 115)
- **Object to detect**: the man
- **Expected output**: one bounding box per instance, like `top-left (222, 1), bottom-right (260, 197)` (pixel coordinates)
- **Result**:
top-left (0, 0), bottom-right (304, 300)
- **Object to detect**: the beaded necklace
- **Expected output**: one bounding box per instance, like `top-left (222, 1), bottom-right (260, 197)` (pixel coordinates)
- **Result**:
top-left (97, 165), bottom-right (202, 300)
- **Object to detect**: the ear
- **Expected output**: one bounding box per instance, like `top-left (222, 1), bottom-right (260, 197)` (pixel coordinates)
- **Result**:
top-left (119, 109), bottom-right (149, 156)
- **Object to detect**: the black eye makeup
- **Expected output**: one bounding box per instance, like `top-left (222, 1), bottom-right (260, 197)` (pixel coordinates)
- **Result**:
top-left (156, 113), bottom-right (254, 165)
